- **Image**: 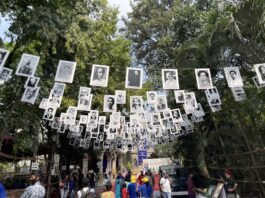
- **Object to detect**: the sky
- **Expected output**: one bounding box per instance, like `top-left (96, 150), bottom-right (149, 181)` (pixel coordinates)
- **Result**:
top-left (0, 0), bottom-right (131, 40)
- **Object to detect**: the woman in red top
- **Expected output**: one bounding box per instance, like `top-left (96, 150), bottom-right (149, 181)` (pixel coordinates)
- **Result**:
top-left (121, 183), bottom-right (127, 198)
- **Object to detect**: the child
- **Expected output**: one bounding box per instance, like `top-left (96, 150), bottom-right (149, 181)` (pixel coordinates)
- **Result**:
top-left (121, 183), bottom-right (127, 198)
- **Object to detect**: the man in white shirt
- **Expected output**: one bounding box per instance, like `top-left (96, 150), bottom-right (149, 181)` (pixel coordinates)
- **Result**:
top-left (160, 171), bottom-right (172, 198)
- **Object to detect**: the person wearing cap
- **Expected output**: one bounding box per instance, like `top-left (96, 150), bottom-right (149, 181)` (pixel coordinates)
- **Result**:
top-left (160, 171), bottom-right (172, 198)
top-left (223, 170), bottom-right (238, 198)
top-left (20, 172), bottom-right (45, 198)
top-left (138, 177), bottom-right (153, 198)
top-left (101, 181), bottom-right (115, 198)
top-left (127, 176), bottom-right (137, 198)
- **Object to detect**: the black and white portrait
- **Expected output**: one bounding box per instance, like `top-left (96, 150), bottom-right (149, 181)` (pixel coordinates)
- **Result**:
top-left (21, 87), bottom-right (40, 104)
top-left (231, 87), bottom-right (247, 101)
top-left (125, 68), bottom-right (143, 89)
top-left (156, 95), bottom-right (168, 112)
top-left (88, 110), bottom-right (99, 122)
top-left (162, 69), bottom-right (179, 89)
top-left (146, 103), bottom-right (157, 113)
top-left (90, 64), bottom-right (109, 87)
top-left (0, 49), bottom-right (10, 70)
top-left (171, 109), bottom-right (183, 123)
top-left (115, 90), bottom-right (126, 104)
top-left (163, 109), bottom-right (173, 120)
top-left (252, 76), bottom-right (265, 88)
top-left (147, 91), bottom-right (157, 104)
top-left (52, 82), bottom-right (66, 96)
top-left (195, 68), bottom-right (213, 89)
top-left (48, 90), bottom-right (63, 108)
top-left (130, 96), bottom-right (143, 113)
top-left (43, 106), bottom-right (57, 121)
top-left (39, 98), bottom-right (49, 109)
top-left (65, 106), bottom-right (78, 125)
top-left (24, 76), bottom-right (40, 88)
top-left (193, 103), bottom-right (205, 118)
top-left (254, 63), bottom-right (265, 85)
top-left (77, 95), bottom-right (93, 111)
top-left (103, 95), bottom-right (116, 112)
top-left (79, 115), bottom-right (88, 125)
top-left (224, 67), bottom-right (243, 87)
top-left (99, 116), bottom-right (106, 125)
top-left (0, 67), bottom-right (12, 84)
top-left (78, 87), bottom-right (91, 99)
top-left (16, 53), bottom-right (40, 77)
top-left (205, 87), bottom-right (221, 106)
top-left (184, 92), bottom-right (198, 111)
top-left (55, 60), bottom-right (76, 83)
top-left (151, 113), bottom-right (161, 126)
top-left (51, 117), bottom-right (60, 129)
top-left (174, 90), bottom-right (185, 103)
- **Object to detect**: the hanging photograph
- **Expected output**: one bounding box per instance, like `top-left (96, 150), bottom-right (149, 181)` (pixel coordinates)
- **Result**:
top-left (205, 87), bottom-right (221, 106)
top-left (39, 98), bottom-right (49, 109)
top-left (115, 90), bottom-right (126, 104)
top-left (162, 69), bottom-right (179, 89)
top-left (51, 117), bottom-right (60, 129)
top-left (151, 113), bottom-right (162, 126)
top-left (55, 60), bottom-right (76, 83)
top-left (103, 95), bottom-right (116, 112)
top-left (146, 91), bottom-right (157, 104)
top-left (193, 103), bottom-right (205, 118)
top-left (52, 82), bottom-right (66, 96)
top-left (90, 64), bottom-right (109, 87)
top-left (171, 109), bottom-right (183, 123)
top-left (48, 90), bottom-right (63, 108)
top-left (254, 63), bottom-right (265, 84)
top-left (231, 87), bottom-right (247, 101)
top-left (130, 96), bottom-right (144, 113)
top-left (79, 115), bottom-right (88, 125)
top-left (184, 92), bottom-right (198, 110)
top-left (0, 67), bottom-right (13, 84)
top-left (0, 49), bottom-right (10, 70)
top-left (77, 95), bottom-right (93, 111)
top-left (88, 110), bottom-right (99, 122)
top-left (99, 116), bottom-right (106, 125)
top-left (64, 106), bottom-right (78, 125)
top-left (224, 67), bottom-right (243, 87)
top-left (174, 90), bottom-right (185, 103)
top-left (252, 76), bottom-right (265, 88)
top-left (21, 87), bottom-right (40, 104)
top-left (43, 106), bottom-right (57, 121)
top-left (195, 68), bottom-right (213, 89)
top-left (125, 67), bottom-right (143, 89)
top-left (156, 95), bottom-right (168, 112)
top-left (24, 76), bottom-right (40, 88)
top-left (78, 87), bottom-right (91, 99)
top-left (16, 53), bottom-right (40, 77)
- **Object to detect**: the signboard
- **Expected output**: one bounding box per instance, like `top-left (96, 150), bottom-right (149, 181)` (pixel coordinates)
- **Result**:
top-left (143, 158), bottom-right (172, 173)
top-left (31, 162), bottom-right (39, 170)
top-left (138, 150), bottom-right (147, 165)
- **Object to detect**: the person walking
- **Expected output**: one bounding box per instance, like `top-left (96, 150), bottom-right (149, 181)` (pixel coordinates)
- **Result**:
top-left (127, 176), bottom-right (137, 198)
top-left (138, 177), bottom-right (153, 198)
top-left (0, 180), bottom-right (6, 198)
top-left (20, 172), bottom-right (45, 198)
top-left (160, 171), bottom-right (172, 198)
top-left (101, 181), bottom-right (115, 198)
top-left (115, 172), bottom-right (125, 198)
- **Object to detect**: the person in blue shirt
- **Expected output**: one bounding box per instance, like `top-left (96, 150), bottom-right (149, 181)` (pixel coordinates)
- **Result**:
top-left (127, 176), bottom-right (137, 198)
top-left (138, 177), bottom-right (153, 198)
top-left (0, 181), bottom-right (6, 198)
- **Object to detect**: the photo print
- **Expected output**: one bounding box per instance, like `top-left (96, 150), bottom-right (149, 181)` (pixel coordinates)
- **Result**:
top-left (78, 87), bottom-right (91, 99)
top-left (171, 109), bottom-right (183, 123)
top-left (184, 92), bottom-right (198, 111)
top-left (205, 87), bottom-right (221, 106)
top-left (174, 90), bottom-right (185, 103)
top-left (0, 67), bottom-right (13, 84)
top-left (52, 82), bottom-right (66, 96)
top-left (79, 115), bottom-right (88, 125)
top-left (16, 53), bottom-right (40, 77)
top-left (90, 64), bottom-right (109, 87)
top-left (210, 105), bottom-right (222, 112)
top-left (147, 91), bottom-right (157, 104)
top-left (162, 69), bottom-right (179, 89)
top-left (151, 113), bottom-right (162, 126)
top-left (115, 90), bottom-right (126, 104)
top-left (195, 68), bottom-right (213, 89)
top-left (48, 91), bottom-right (62, 108)
top-left (252, 76), bottom-right (265, 88)
top-left (146, 103), bottom-right (157, 113)
top-left (51, 117), bottom-right (60, 129)
top-left (163, 109), bottom-right (173, 120)
top-left (155, 126), bottom-right (163, 137)
top-left (99, 116), bottom-right (106, 125)
top-left (64, 106), bottom-right (78, 125)
top-left (21, 87), bottom-right (40, 104)
top-left (0, 49), bottom-right (10, 70)
top-left (24, 76), bottom-right (40, 88)
top-left (43, 106), bottom-right (57, 121)
top-left (55, 60), bottom-right (76, 83)
top-left (110, 112), bottom-right (121, 128)
top-left (231, 87), bottom-right (247, 101)
top-left (59, 113), bottom-right (67, 123)
top-left (39, 98), bottom-right (49, 109)
top-left (224, 67), bottom-right (244, 87)
top-left (103, 95), bottom-right (116, 112)
top-left (88, 110), bottom-right (99, 122)
top-left (130, 96), bottom-right (144, 113)
top-left (254, 63), bottom-right (265, 85)
top-left (193, 103), bottom-right (205, 118)
top-left (77, 94), bottom-right (93, 111)
top-left (156, 95), bottom-right (168, 112)
top-left (125, 67), bottom-right (143, 89)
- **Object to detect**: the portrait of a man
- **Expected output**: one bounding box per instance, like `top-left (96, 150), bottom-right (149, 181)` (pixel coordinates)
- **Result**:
top-left (162, 69), bottom-right (179, 89)
top-left (78, 87), bottom-right (91, 99)
top-left (103, 95), bottom-right (116, 112)
top-left (79, 115), bottom-right (88, 125)
top-left (0, 67), bottom-right (12, 84)
top-left (147, 91), bottom-right (157, 104)
top-left (77, 95), bottom-right (93, 111)
top-left (55, 60), bottom-right (76, 83)
top-left (16, 54), bottom-right (40, 77)
top-left (65, 106), bottom-right (78, 125)
top-left (130, 96), bottom-right (143, 113)
top-left (52, 82), bottom-right (66, 96)
top-left (21, 87), bottom-right (40, 104)
top-left (125, 68), bottom-right (143, 89)
top-left (90, 64), bottom-right (109, 87)
top-left (171, 109), bottom-right (183, 123)
top-left (195, 68), bottom-right (213, 89)
top-left (115, 90), bottom-right (126, 104)
top-left (151, 113), bottom-right (161, 126)
top-left (39, 98), bottom-right (49, 109)
top-left (156, 95), bottom-right (168, 112)
top-left (24, 76), bottom-right (40, 88)
top-left (224, 67), bottom-right (243, 87)
top-left (231, 87), bottom-right (247, 101)
top-left (0, 49), bottom-right (10, 70)
top-left (174, 90), bottom-right (185, 103)
top-left (43, 106), bottom-right (57, 121)
top-left (254, 63), bottom-right (265, 84)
